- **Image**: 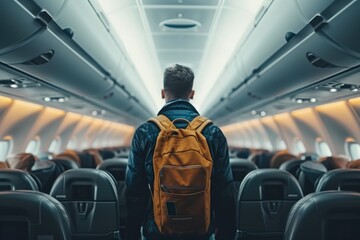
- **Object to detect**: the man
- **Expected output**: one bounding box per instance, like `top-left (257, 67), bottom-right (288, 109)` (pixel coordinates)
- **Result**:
top-left (126, 64), bottom-right (236, 240)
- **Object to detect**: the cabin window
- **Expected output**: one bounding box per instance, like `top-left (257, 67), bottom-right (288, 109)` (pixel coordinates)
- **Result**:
top-left (277, 139), bottom-right (287, 150)
top-left (0, 140), bottom-right (11, 161)
top-left (295, 140), bottom-right (306, 154)
top-left (316, 140), bottom-right (332, 157)
top-left (25, 139), bottom-right (40, 155)
top-left (345, 139), bottom-right (360, 160)
top-left (48, 137), bottom-right (61, 154)
top-left (67, 137), bottom-right (77, 149)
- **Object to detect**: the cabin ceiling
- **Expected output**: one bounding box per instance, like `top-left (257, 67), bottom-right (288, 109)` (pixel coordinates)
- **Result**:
top-left (99, 0), bottom-right (264, 111)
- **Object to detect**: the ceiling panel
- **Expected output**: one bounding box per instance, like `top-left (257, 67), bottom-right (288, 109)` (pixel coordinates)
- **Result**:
top-left (145, 8), bottom-right (216, 33)
top-left (153, 34), bottom-right (207, 50)
top-left (142, 0), bottom-right (220, 6)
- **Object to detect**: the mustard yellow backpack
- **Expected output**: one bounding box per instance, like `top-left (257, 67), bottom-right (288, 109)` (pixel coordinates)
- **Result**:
top-left (148, 114), bottom-right (213, 236)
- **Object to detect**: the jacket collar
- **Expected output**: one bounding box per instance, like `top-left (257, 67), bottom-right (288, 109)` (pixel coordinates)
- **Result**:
top-left (157, 99), bottom-right (199, 116)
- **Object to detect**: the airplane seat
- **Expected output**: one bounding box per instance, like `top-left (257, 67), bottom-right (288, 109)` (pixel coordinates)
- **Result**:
top-left (319, 156), bottom-right (349, 171)
top-left (279, 159), bottom-right (308, 179)
top-left (6, 152), bottom-right (37, 172)
top-left (270, 150), bottom-right (297, 168)
top-left (97, 158), bottom-right (127, 237)
top-left (77, 151), bottom-right (98, 168)
top-left (50, 169), bottom-right (120, 240)
top-left (51, 158), bottom-right (80, 171)
top-left (315, 169), bottom-right (360, 192)
top-left (284, 191), bottom-right (360, 240)
top-left (99, 149), bottom-right (116, 160)
top-left (31, 160), bottom-right (63, 193)
top-left (230, 158), bottom-right (257, 200)
top-left (298, 161), bottom-right (327, 195)
top-left (55, 149), bottom-right (81, 167)
top-left (236, 169), bottom-right (303, 240)
top-left (0, 190), bottom-right (71, 239)
top-left (0, 169), bottom-right (39, 191)
top-left (248, 150), bottom-right (274, 168)
top-left (235, 148), bottom-right (252, 159)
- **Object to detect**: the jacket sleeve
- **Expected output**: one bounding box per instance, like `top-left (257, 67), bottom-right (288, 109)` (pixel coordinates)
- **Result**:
top-left (211, 128), bottom-right (236, 240)
top-left (125, 125), bottom-right (150, 240)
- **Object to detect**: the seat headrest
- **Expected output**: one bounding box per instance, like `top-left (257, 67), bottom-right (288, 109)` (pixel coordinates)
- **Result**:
top-left (98, 149), bottom-right (116, 160)
top-left (50, 169), bottom-right (118, 201)
top-left (84, 148), bottom-right (103, 166)
top-left (239, 169), bottom-right (303, 201)
top-left (96, 158), bottom-right (127, 181)
top-left (279, 159), bottom-right (304, 178)
top-left (270, 150), bottom-right (297, 168)
top-left (247, 150), bottom-right (273, 168)
top-left (6, 153), bottom-right (37, 171)
top-left (285, 191), bottom-right (360, 240)
top-left (316, 169), bottom-right (360, 192)
top-left (0, 169), bottom-right (39, 191)
top-left (230, 158), bottom-right (258, 170)
top-left (51, 158), bottom-right (79, 170)
top-left (0, 190), bottom-right (71, 239)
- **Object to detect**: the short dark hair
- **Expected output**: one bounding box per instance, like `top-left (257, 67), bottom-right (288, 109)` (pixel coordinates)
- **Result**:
top-left (163, 64), bottom-right (194, 98)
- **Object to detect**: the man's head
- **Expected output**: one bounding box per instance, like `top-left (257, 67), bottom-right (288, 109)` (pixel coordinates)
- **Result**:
top-left (162, 64), bottom-right (195, 102)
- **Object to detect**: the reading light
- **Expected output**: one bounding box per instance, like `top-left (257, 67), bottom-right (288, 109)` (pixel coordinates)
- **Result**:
top-left (260, 111), bottom-right (266, 117)
top-left (44, 97), bottom-right (51, 102)
top-left (100, 109), bottom-right (106, 115)
top-left (92, 111), bottom-right (98, 116)
top-left (310, 98), bottom-right (317, 103)
top-left (58, 98), bottom-right (65, 103)
top-left (352, 88), bottom-right (359, 92)
top-left (330, 88), bottom-right (338, 92)
top-left (9, 84), bottom-right (18, 88)
top-left (251, 110), bottom-right (257, 115)
top-left (296, 99), bottom-right (303, 103)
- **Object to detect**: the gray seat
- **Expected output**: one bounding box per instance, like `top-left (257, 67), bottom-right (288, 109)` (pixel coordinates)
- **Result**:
top-left (237, 169), bottom-right (303, 240)
top-left (230, 158), bottom-right (257, 199)
top-left (50, 169), bottom-right (120, 240)
top-left (97, 158), bottom-right (127, 236)
top-left (285, 191), bottom-right (360, 240)
top-left (298, 161), bottom-right (327, 195)
top-left (316, 169), bottom-right (360, 192)
top-left (279, 159), bottom-right (305, 179)
top-left (0, 169), bottom-right (39, 191)
top-left (0, 190), bottom-right (71, 240)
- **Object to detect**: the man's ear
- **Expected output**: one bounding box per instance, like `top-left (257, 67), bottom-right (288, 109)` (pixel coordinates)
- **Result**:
top-left (189, 90), bottom-right (195, 100)
top-left (161, 89), bottom-right (166, 99)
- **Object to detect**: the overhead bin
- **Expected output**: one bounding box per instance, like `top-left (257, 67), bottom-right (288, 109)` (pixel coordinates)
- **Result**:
top-left (319, 0), bottom-right (360, 56)
top-left (33, 0), bottom-right (121, 76)
top-left (99, 85), bottom-right (152, 121)
top-left (0, 1), bottom-right (43, 51)
top-left (0, 28), bottom-right (114, 98)
top-left (238, 0), bottom-right (307, 76)
top-left (246, 28), bottom-right (360, 101)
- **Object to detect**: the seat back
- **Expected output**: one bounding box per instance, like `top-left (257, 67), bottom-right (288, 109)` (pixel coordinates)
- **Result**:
top-left (237, 169), bottom-right (303, 240)
top-left (50, 169), bottom-right (120, 239)
top-left (230, 158), bottom-right (257, 199)
top-left (97, 157), bottom-right (127, 233)
top-left (279, 159), bottom-right (304, 179)
top-left (0, 190), bottom-right (71, 240)
top-left (52, 158), bottom-right (79, 171)
top-left (316, 169), bottom-right (360, 192)
top-left (31, 160), bottom-right (63, 193)
top-left (0, 169), bottom-right (39, 191)
top-left (248, 150), bottom-right (274, 168)
top-left (298, 161), bottom-right (327, 195)
top-left (285, 191), bottom-right (360, 240)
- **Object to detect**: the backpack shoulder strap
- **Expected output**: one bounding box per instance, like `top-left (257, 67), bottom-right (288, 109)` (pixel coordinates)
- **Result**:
top-left (148, 114), bottom-right (176, 131)
top-left (187, 116), bottom-right (212, 133)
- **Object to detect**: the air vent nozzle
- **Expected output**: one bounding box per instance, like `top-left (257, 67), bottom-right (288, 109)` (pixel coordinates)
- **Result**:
top-left (160, 18), bottom-right (201, 30)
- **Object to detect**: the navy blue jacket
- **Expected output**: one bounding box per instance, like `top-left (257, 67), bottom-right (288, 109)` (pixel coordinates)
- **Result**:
top-left (126, 99), bottom-right (236, 240)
